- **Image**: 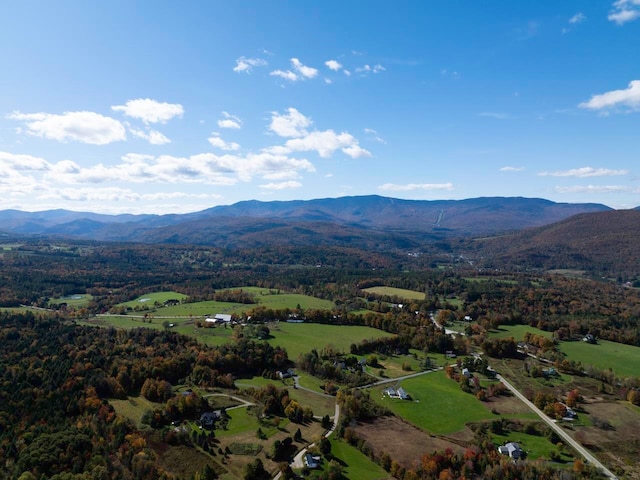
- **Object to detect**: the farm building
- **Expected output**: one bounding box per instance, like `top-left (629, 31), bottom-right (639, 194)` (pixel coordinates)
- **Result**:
top-left (205, 313), bottom-right (232, 324)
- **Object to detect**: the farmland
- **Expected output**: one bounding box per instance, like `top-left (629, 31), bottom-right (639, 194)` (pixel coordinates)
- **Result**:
top-left (373, 370), bottom-right (494, 435)
top-left (361, 286), bottom-right (426, 301)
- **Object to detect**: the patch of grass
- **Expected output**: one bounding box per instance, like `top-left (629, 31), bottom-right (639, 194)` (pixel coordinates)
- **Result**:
top-left (256, 292), bottom-right (335, 310)
top-left (488, 324), bottom-right (553, 340)
top-left (118, 291), bottom-right (188, 309)
top-left (236, 376), bottom-right (335, 417)
top-left (326, 438), bottom-right (389, 480)
top-left (227, 442), bottom-right (263, 455)
top-left (361, 286), bottom-right (426, 301)
top-left (48, 293), bottom-right (93, 308)
top-left (374, 370), bottom-right (493, 435)
top-left (492, 427), bottom-right (574, 463)
top-left (110, 396), bottom-right (161, 428)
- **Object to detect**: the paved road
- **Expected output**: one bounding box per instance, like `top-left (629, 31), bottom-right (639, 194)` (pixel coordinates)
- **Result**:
top-left (497, 374), bottom-right (618, 480)
top-left (357, 367), bottom-right (443, 389)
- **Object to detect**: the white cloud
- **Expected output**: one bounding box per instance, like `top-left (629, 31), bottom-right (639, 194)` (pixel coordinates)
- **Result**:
top-left (325, 60), bottom-right (343, 71)
top-left (579, 80), bottom-right (640, 111)
top-left (285, 130), bottom-right (371, 158)
top-left (268, 108), bottom-right (312, 138)
top-left (218, 111), bottom-right (242, 129)
top-left (270, 69), bottom-right (299, 82)
top-left (268, 108), bottom-right (371, 158)
top-left (500, 166), bottom-right (525, 172)
top-left (260, 180), bottom-right (302, 190)
top-left (8, 111), bottom-right (126, 145)
top-left (0, 151), bottom-right (49, 171)
top-left (291, 58), bottom-right (318, 78)
top-left (539, 167), bottom-right (629, 177)
top-left (378, 183), bottom-right (454, 192)
top-left (270, 58), bottom-right (318, 82)
top-left (233, 56), bottom-right (268, 73)
top-left (555, 185), bottom-right (632, 194)
top-left (111, 98), bottom-right (184, 124)
top-left (208, 133), bottom-right (240, 151)
top-left (129, 127), bottom-right (171, 145)
top-left (608, 0), bottom-right (640, 24)
top-left (569, 12), bottom-right (586, 24)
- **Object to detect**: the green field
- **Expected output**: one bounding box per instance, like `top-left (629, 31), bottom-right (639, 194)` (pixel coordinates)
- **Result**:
top-left (119, 291), bottom-right (189, 309)
top-left (559, 338), bottom-right (640, 378)
top-left (110, 396), bottom-right (162, 428)
top-left (49, 293), bottom-right (93, 308)
top-left (362, 286), bottom-right (425, 301)
top-left (325, 438), bottom-right (389, 480)
top-left (235, 376), bottom-right (335, 417)
top-left (488, 324), bottom-right (553, 340)
top-left (489, 324), bottom-right (640, 378)
top-left (375, 370), bottom-right (493, 434)
top-left (491, 428), bottom-right (574, 463)
top-left (267, 322), bottom-right (395, 360)
top-left (113, 288), bottom-right (335, 317)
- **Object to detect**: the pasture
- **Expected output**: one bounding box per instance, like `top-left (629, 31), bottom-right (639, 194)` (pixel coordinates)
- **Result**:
top-left (118, 291), bottom-right (188, 309)
top-left (361, 286), bottom-right (425, 301)
top-left (559, 338), bottom-right (640, 379)
top-left (489, 324), bottom-right (640, 378)
top-left (374, 370), bottom-right (493, 435)
top-left (267, 322), bottom-right (395, 360)
top-left (49, 293), bottom-right (93, 308)
top-left (326, 438), bottom-right (389, 480)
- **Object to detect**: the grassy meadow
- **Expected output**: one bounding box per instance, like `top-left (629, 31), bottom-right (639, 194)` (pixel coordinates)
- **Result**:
top-left (361, 286), bottom-right (425, 301)
top-left (489, 324), bottom-right (640, 378)
top-left (374, 370), bottom-right (493, 435)
top-left (266, 322), bottom-right (395, 360)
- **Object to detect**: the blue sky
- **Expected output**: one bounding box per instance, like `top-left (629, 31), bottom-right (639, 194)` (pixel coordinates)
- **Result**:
top-left (1, 1), bottom-right (639, 214)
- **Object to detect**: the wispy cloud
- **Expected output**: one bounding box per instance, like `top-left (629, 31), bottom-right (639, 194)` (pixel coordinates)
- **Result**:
top-left (325, 60), bottom-right (343, 71)
top-left (538, 167), bottom-right (629, 177)
top-left (378, 183), bottom-right (453, 192)
top-left (500, 166), bottom-right (525, 172)
top-left (233, 56), bottom-right (268, 73)
top-left (259, 180), bottom-right (302, 190)
top-left (555, 185), bottom-right (632, 193)
top-left (218, 111), bottom-right (242, 129)
top-left (270, 58), bottom-right (318, 82)
top-left (608, 0), bottom-right (640, 24)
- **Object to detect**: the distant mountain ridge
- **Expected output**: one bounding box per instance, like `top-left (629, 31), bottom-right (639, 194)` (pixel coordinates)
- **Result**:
top-left (0, 196), bottom-right (612, 247)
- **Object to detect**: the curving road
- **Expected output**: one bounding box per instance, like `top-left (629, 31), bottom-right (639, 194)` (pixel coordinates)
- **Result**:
top-left (496, 374), bottom-right (618, 480)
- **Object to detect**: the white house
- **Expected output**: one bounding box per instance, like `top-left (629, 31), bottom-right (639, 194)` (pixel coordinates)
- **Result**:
top-left (498, 442), bottom-right (523, 459)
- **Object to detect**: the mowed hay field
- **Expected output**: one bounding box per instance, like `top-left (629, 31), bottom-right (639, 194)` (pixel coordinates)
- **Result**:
top-left (375, 370), bottom-right (493, 435)
top-left (362, 286), bottom-right (426, 301)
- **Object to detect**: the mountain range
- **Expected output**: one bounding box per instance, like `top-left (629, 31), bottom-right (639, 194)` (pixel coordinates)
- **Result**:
top-left (0, 195), bottom-right (612, 246)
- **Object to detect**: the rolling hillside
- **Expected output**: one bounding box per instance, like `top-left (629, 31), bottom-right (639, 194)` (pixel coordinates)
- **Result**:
top-left (470, 209), bottom-right (640, 278)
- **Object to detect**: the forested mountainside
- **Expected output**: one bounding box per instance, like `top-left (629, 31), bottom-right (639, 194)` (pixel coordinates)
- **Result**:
top-left (0, 196), bottom-right (611, 245)
top-left (468, 209), bottom-right (640, 279)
